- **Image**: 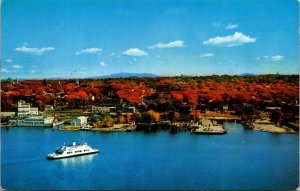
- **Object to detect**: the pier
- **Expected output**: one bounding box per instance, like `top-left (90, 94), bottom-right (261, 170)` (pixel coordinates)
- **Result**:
top-left (52, 121), bottom-right (65, 127)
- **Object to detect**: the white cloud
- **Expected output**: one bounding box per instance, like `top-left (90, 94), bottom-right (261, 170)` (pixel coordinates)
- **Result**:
top-left (15, 45), bottom-right (55, 55)
top-left (203, 32), bottom-right (256, 47)
top-left (256, 57), bottom-right (260, 60)
top-left (12, 64), bottom-right (23, 69)
top-left (76, 48), bottom-right (102, 55)
top-left (226, 23), bottom-right (238, 30)
top-left (122, 48), bottom-right (148, 56)
top-left (149, 40), bottom-right (185, 49)
top-left (30, 70), bottom-right (36, 73)
top-left (100, 61), bottom-right (106, 67)
top-left (1, 68), bottom-right (9, 73)
top-left (5, 59), bottom-right (12, 63)
top-left (259, 55), bottom-right (284, 61)
top-left (271, 55), bottom-right (284, 61)
top-left (199, 53), bottom-right (214, 58)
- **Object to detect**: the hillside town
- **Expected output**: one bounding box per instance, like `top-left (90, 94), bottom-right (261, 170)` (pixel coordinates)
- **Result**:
top-left (1, 75), bottom-right (299, 134)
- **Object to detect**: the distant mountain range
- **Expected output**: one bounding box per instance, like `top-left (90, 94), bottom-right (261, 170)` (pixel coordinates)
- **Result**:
top-left (239, 73), bottom-right (257, 76)
top-left (43, 72), bottom-right (256, 80)
top-left (90, 72), bottom-right (159, 79)
top-left (6, 72), bottom-right (295, 81)
top-left (26, 73), bottom-right (159, 80)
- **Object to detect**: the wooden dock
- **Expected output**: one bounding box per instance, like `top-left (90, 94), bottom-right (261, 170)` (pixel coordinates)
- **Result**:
top-left (52, 121), bottom-right (65, 127)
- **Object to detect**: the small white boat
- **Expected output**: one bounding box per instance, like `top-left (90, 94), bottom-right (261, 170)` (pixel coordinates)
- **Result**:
top-left (46, 141), bottom-right (99, 159)
top-left (80, 124), bottom-right (93, 131)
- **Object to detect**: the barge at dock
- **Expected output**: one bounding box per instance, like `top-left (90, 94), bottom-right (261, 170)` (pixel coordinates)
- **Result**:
top-left (191, 118), bottom-right (227, 135)
top-left (194, 128), bottom-right (227, 135)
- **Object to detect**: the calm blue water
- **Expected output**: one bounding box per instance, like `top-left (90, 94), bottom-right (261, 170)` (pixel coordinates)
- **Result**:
top-left (1, 123), bottom-right (299, 190)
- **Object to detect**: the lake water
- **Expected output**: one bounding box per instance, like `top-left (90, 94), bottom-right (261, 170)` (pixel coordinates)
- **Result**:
top-left (1, 123), bottom-right (299, 190)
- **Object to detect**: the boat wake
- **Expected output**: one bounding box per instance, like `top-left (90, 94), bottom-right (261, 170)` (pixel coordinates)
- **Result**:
top-left (2, 156), bottom-right (45, 166)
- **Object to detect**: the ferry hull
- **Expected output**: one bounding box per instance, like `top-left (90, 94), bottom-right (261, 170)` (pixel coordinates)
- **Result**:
top-left (46, 150), bottom-right (99, 160)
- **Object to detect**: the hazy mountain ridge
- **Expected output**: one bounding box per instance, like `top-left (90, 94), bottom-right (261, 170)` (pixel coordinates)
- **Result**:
top-left (91, 72), bottom-right (159, 79)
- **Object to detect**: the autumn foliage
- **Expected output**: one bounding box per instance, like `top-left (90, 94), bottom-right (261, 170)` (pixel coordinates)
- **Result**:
top-left (1, 75), bottom-right (298, 111)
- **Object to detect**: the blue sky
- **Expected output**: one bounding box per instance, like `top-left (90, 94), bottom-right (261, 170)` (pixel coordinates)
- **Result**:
top-left (1, 0), bottom-right (299, 79)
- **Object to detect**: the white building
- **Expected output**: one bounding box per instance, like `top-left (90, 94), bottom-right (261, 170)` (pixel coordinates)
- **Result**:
top-left (122, 106), bottom-right (136, 114)
top-left (73, 116), bottom-right (88, 126)
top-left (17, 100), bottom-right (39, 116)
top-left (91, 105), bottom-right (116, 113)
top-left (0, 112), bottom-right (16, 117)
top-left (45, 105), bottom-right (54, 111)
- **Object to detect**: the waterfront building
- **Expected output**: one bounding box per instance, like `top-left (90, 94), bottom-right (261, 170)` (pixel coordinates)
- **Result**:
top-left (44, 105), bottom-right (54, 111)
top-left (72, 116), bottom-right (88, 126)
top-left (17, 100), bottom-right (38, 116)
top-left (117, 106), bottom-right (136, 114)
top-left (91, 105), bottom-right (116, 113)
top-left (99, 98), bottom-right (123, 106)
top-left (0, 112), bottom-right (16, 117)
top-left (91, 105), bottom-right (136, 115)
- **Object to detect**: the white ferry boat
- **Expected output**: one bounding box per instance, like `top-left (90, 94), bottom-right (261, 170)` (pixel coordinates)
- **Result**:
top-left (46, 142), bottom-right (99, 159)
top-left (17, 116), bottom-right (54, 127)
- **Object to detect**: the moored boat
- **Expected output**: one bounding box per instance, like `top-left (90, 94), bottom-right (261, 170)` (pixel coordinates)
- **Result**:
top-left (194, 128), bottom-right (227, 135)
top-left (80, 124), bottom-right (93, 131)
top-left (46, 141), bottom-right (99, 159)
top-left (17, 116), bottom-right (54, 127)
top-left (192, 118), bottom-right (227, 135)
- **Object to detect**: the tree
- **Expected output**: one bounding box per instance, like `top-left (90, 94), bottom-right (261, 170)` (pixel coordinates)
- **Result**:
top-left (190, 110), bottom-right (201, 120)
top-left (271, 109), bottom-right (283, 127)
top-left (19, 89), bottom-right (32, 96)
top-left (168, 111), bottom-right (180, 123)
top-left (170, 91), bottom-right (183, 101)
top-left (64, 83), bottom-right (76, 93)
top-left (141, 110), bottom-right (160, 124)
top-left (33, 87), bottom-right (46, 95)
top-left (1, 96), bottom-right (14, 111)
top-left (67, 91), bottom-right (88, 100)
top-left (126, 113), bottom-right (132, 123)
top-left (141, 112), bottom-right (154, 124)
top-left (102, 116), bottom-right (114, 127)
top-left (118, 115), bottom-right (125, 124)
top-left (4, 84), bottom-right (15, 91)
top-left (148, 110), bottom-right (160, 122)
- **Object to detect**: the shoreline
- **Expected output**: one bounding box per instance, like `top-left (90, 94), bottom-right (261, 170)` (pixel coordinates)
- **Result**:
top-left (3, 122), bottom-right (298, 134)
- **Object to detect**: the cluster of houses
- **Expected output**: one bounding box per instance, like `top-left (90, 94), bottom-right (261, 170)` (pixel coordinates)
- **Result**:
top-left (1, 100), bottom-right (55, 118)
top-left (1, 100), bottom-right (137, 129)
top-left (0, 95), bottom-right (298, 132)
